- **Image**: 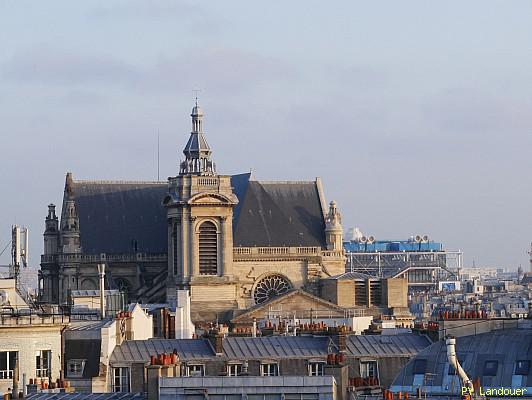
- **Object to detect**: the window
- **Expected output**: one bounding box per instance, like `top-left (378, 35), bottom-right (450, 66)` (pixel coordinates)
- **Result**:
top-left (198, 221), bottom-right (218, 275)
top-left (113, 367), bottom-right (130, 392)
top-left (36, 350), bottom-right (51, 378)
top-left (0, 351), bottom-right (17, 380)
top-left (360, 360), bottom-right (378, 379)
top-left (187, 364), bottom-right (205, 377)
top-left (227, 363), bottom-right (242, 377)
top-left (260, 363), bottom-right (278, 376)
top-left (308, 362), bottom-right (325, 376)
top-left (483, 360), bottom-right (499, 376)
top-left (67, 359), bottom-right (86, 378)
top-left (413, 359), bottom-right (427, 375)
top-left (515, 360), bottom-right (530, 376)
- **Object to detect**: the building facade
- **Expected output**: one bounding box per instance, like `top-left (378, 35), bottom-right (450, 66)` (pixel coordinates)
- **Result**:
top-left (0, 279), bottom-right (67, 395)
top-left (39, 104), bottom-right (345, 321)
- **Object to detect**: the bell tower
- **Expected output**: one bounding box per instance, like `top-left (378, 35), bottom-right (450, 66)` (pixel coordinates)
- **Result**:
top-left (164, 103), bottom-right (238, 308)
top-left (325, 200), bottom-right (343, 251)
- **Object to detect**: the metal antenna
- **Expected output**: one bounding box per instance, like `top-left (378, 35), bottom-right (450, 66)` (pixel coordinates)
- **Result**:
top-left (157, 130), bottom-right (160, 182)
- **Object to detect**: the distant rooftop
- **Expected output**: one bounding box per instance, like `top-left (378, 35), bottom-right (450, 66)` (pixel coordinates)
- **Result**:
top-left (26, 392), bottom-right (145, 400)
top-left (344, 240), bottom-right (443, 253)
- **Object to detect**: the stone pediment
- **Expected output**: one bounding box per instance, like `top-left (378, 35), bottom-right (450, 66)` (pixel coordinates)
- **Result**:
top-left (232, 289), bottom-right (347, 324)
top-left (188, 192), bottom-right (237, 205)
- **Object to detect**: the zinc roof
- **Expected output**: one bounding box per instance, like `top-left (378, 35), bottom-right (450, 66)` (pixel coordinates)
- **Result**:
top-left (222, 336), bottom-right (332, 359)
top-left (346, 334), bottom-right (432, 357)
top-left (110, 339), bottom-right (215, 364)
top-left (67, 319), bottom-right (114, 332)
top-left (26, 393), bottom-right (145, 400)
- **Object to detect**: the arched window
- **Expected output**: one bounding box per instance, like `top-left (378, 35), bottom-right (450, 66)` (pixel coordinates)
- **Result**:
top-left (199, 221), bottom-right (218, 275)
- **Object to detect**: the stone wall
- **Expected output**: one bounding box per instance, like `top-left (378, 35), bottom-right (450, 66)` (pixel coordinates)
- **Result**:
top-left (0, 325), bottom-right (63, 395)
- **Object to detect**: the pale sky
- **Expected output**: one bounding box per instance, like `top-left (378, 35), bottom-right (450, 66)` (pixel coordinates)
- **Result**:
top-left (1, 1), bottom-right (531, 272)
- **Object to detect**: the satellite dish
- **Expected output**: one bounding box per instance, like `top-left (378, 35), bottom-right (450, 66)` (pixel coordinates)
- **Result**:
top-left (0, 290), bottom-right (9, 306)
top-left (367, 235), bottom-right (376, 244)
top-left (414, 234), bottom-right (423, 242)
top-left (359, 236), bottom-right (368, 244)
top-left (422, 235), bottom-right (429, 242)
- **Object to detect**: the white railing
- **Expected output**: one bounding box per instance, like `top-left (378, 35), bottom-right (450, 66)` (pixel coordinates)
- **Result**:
top-left (197, 177), bottom-right (218, 186)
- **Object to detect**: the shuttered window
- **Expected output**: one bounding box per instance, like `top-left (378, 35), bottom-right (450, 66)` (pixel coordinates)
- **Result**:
top-left (199, 221), bottom-right (218, 275)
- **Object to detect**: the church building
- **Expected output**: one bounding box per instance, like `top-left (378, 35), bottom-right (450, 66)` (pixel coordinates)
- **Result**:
top-left (39, 104), bottom-right (346, 320)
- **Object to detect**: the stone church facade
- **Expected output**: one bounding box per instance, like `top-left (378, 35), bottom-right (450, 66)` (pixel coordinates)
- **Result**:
top-left (39, 104), bottom-right (345, 320)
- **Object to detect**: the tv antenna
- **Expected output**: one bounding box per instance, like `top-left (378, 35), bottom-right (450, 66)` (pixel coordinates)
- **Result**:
top-left (157, 129), bottom-right (160, 182)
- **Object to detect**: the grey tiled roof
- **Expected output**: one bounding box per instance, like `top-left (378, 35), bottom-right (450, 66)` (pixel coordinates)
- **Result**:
top-left (392, 327), bottom-right (532, 390)
top-left (110, 339), bottom-right (215, 363)
top-left (346, 334), bottom-right (432, 357)
top-left (26, 393), bottom-right (145, 400)
top-left (71, 290), bottom-right (120, 297)
top-left (67, 319), bottom-right (114, 331)
top-left (325, 272), bottom-right (376, 281)
top-left (222, 336), bottom-right (332, 359)
top-left (110, 334), bottom-right (430, 366)
top-left (231, 175), bottom-right (326, 247)
top-left (72, 181), bottom-right (168, 254)
top-left (67, 173), bottom-right (327, 255)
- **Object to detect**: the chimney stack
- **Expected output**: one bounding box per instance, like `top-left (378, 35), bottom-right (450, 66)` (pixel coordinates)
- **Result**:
top-left (98, 263), bottom-right (106, 319)
top-left (207, 329), bottom-right (225, 355)
top-left (252, 318), bottom-right (257, 338)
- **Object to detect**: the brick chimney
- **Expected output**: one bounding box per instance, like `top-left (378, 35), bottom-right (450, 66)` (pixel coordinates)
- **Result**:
top-left (331, 326), bottom-right (347, 352)
top-left (207, 329), bottom-right (225, 355)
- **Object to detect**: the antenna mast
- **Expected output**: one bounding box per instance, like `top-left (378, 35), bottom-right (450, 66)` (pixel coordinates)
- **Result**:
top-left (528, 242), bottom-right (532, 273)
top-left (10, 225), bottom-right (29, 285)
top-left (157, 130), bottom-right (160, 182)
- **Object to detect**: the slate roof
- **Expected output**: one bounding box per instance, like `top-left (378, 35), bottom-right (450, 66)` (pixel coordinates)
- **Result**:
top-left (26, 394), bottom-right (145, 400)
top-left (110, 336), bottom-right (332, 364)
top-left (63, 338), bottom-right (102, 378)
top-left (231, 175), bottom-right (326, 247)
top-left (325, 272), bottom-right (376, 281)
top-left (71, 289), bottom-right (120, 297)
top-left (110, 334), bottom-right (430, 365)
top-left (67, 319), bottom-right (114, 332)
top-left (391, 327), bottom-right (532, 391)
top-left (66, 173), bottom-right (327, 254)
top-left (223, 336), bottom-right (332, 359)
top-left (110, 339), bottom-right (215, 363)
top-left (71, 181), bottom-right (168, 254)
top-left (346, 334), bottom-right (432, 357)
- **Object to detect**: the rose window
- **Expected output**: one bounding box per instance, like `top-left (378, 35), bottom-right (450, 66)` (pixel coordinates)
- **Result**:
top-left (253, 274), bottom-right (292, 304)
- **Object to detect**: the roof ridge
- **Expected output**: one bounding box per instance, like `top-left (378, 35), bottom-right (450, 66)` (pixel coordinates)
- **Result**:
top-left (256, 180), bottom-right (316, 184)
top-left (74, 179), bottom-right (166, 185)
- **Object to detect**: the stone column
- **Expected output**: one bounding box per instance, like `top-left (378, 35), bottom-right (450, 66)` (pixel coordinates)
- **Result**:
top-left (175, 217), bottom-right (183, 280)
top-left (220, 216), bottom-right (233, 277)
top-left (190, 216), bottom-right (199, 276)
top-left (58, 272), bottom-right (64, 304)
top-left (181, 208), bottom-right (190, 279)
top-left (167, 219), bottom-right (174, 279)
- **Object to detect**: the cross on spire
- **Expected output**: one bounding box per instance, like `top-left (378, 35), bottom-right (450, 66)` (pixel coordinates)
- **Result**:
top-left (193, 89), bottom-right (201, 107)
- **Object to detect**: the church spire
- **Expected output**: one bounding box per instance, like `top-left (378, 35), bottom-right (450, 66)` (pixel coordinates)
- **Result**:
top-left (179, 103), bottom-right (216, 176)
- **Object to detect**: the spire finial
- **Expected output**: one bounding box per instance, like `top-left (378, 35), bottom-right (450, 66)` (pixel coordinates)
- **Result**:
top-left (180, 102), bottom-right (216, 176)
top-left (193, 89), bottom-right (200, 107)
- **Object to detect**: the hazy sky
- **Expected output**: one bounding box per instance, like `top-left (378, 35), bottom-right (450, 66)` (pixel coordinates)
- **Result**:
top-left (1, 1), bottom-right (531, 272)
